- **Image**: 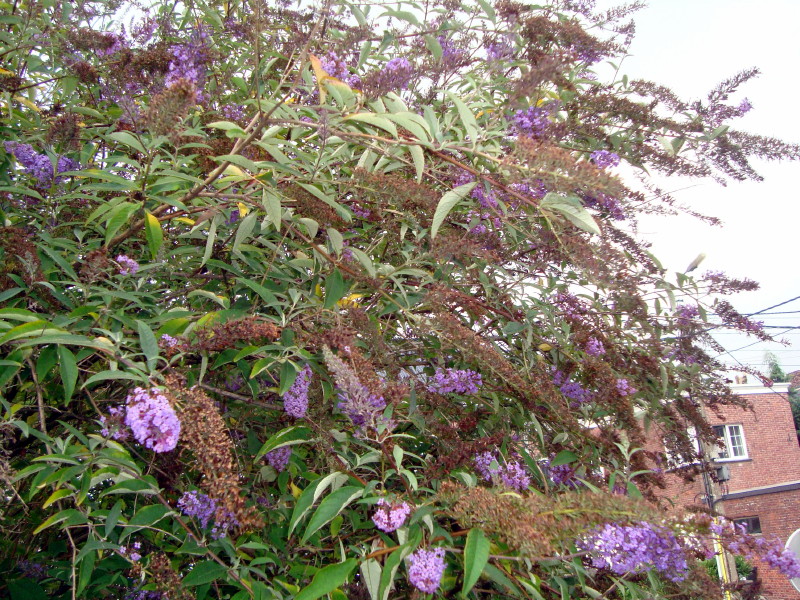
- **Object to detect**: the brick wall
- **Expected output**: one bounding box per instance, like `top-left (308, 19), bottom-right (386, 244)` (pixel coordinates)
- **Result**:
top-left (724, 492), bottom-right (800, 600)
top-left (644, 386), bottom-right (800, 599)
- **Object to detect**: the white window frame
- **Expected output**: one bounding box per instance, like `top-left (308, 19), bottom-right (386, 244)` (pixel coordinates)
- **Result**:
top-left (711, 424), bottom-right (748, 461)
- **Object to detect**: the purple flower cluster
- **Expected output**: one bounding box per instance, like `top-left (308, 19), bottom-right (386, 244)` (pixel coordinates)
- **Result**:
top-left (407, 547), bottom-right (447, 594)
top-left (756, 539), bottom-right (800, 579)
top-left (100, 406), bottom-right (130, 441)
top-left (17, 560), bottom-right (48, 580)
top-left (579, 521), bottom-right (689, 582)
top-left (590, 150), bottom-right (620, 169)
top-left (283, 365), bottom-right (312, 418)
top-left (584, 337), bottom-right (605, 356)
top-left (542, 458), bottom-right (577, 487)
top-left (512, 105), bottom-right (552, 138)
top-left (372, 498), bottom-right (412, 532)
top-left (164, 27), bottom-right (211, 94)
top-left (124, 590), bottom-right (164, 600)
top-left (675, 304), bottom-right (699, 326)
top-left (120, 541), bottom-right (142, 562)
top-left (159, 334), bottom-right (180, 348)
top-left (486, 39), bottom-right (514, 62)
top-left (428, 367), bottom-right (482, 395)
top-left (582, 192), bottom-right (626, 220)
top-left (615, 378), bottom-right (636, 396)
top-left (4, 142), bottom-right (79, 187)
top-left (116, 254), bottom-right (140, 275)
top-left (124, 387), bottom-right (180, 453)
top-left (474, 451), bottom-right (531, 491)
top-left (376, 57), bottom-right (413, 91)
top-left (323, 347), bottom-right (392, 436)
top-left (552, 370), bottom-right (593, 405)
top-left (437, 36), bottom-right (466, 64)
top-left (220, 104), bottom-right (247, 123)
top-left (178, 490), bottom-right (217, 528)
top-left (266, 446), bottom-right (292, 472)
top-left (320, 52), bottom-right (362, 88)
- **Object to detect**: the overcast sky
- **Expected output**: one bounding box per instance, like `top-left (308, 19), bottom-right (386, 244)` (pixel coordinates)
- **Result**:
top-left (594, 0), bottom-right (800, 378)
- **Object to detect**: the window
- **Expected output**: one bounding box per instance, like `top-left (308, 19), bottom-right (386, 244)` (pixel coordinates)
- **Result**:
top-left (733, 516), bottom-right (762, 535)
top-left (711, 424), bottom-right (748, 461)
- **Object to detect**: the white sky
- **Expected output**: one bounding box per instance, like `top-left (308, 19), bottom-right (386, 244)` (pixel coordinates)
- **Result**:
top-left (595, 0), bottom-right (800, 378)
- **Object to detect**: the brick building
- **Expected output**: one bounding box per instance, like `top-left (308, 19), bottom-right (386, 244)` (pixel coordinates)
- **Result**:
top-left (650, 383), bottom-right (800, 599)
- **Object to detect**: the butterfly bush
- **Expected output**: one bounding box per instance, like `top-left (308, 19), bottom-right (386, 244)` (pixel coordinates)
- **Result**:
top-left (407, 548), bottom-right (447, 594)
top-left (5, 0), bottom-right (800, 597)
top-left (124, 388), bottom-right (180, 453)
top-left (372, 498), bottom-right (412, 532)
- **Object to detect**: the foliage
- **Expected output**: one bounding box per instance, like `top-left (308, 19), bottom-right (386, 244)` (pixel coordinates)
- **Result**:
top-left (1, 0), bottom-right (798, 598)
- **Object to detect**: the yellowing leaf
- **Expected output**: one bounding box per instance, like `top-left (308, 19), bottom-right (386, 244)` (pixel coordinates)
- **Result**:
top-left (337, 293), bottom-right (363, 308)
top-left (223, 164), bottom-right (245, 177)
top-left (12, 95), bottom-right (41, 112)
top-left (237, 202), bottom-right (249, 217)
top-left (538, 343), bottom-right (552, 352)
top-left (309, 54), bottom-right (330, 103)
top-left (290, 482), bottom-right (303, 499)
top-left (173, 217), bottom-right (196, 225)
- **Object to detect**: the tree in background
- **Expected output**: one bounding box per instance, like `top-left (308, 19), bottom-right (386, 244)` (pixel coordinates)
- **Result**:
top-left (1, 0), bottom-right (799, 598)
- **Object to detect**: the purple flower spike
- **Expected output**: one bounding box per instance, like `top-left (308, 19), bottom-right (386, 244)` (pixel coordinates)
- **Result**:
top-left (283, 364), bottom-right (312, 418)
top-left (428, 368), bottom-right (482, 395)
top-left (116, 254), bottom-right (140, 275)
top-left (585, 337), bottom-right (605, 356)
top-left (372, 498), bottom-right (412, 532)
top-left (266, 446), bottom-right (292, 472)
top-left (124, 387), bottom-right (180, 452)
top-left (407, 547), bottom-right (446, 594)
top-left (178, 490), bottom-right (217, 528)
top-left (578, 521), bottom-right (688, 582)
top-left (615, 378), bottom-right (636, 396)
top-left (590, 150), bottom-right (620, 169)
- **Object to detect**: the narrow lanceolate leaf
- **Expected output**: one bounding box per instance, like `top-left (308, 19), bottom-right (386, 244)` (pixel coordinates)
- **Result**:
top-left (58, 346), bottom-right (78, 403)
top-left (462, 528), bottom-right (491, 597)
top-left (541, 193), bottom-right (601, 236)
top-left (430, 182), bottom-right (476, 239)
top-left (294, 559), bottom-right (358, 600)
top-left (136, 320), bottom-right (158, 371)
top-left (301, 485), bottom-right (363, 543)
top-left (144, 211), bottom-right (163, 259)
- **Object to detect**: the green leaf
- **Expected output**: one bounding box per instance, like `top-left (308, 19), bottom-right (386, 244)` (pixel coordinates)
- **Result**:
top-left (343, 113), bottom-right (398, 138)
top-left (301, 485), bottom-right (363, 543)
top-left (183, 560), bottom-right (229, 586)
top-left (408, 144), bottom-right (424, 183)
top-left (324, 269), bottom-right (347, 309)
top-left (360, 559), bottom-right (382, 600)
top-left (105, 202), bottom-right (139, 245)
top-left (233, 212), bottom-right (257, 254)
top-left (58, 346), bottom-right (78, 403)
top-left (8, 579), bottom-right (48, 600)
top-left (255, 426), bottom-right (312, 461)
top-left (237, 277), bottom-right (279, 306)
top-left (462, 528), bottom-right (490, 597)
top-left (263, 187), bottom-right (282, 231)
top-left (105, 500), bottom-right (124, 537)
top-left (144, 211), bottom-right (164, 259)
top-left (294, 559), bottom-right (357, 600)
top-left (541, 193), bottom-right (601, 236)
top-left (550, 450), bottom-right (578, 467)
top-left (122, 504), bottom-right (171, 539)
top-left (288, 472), bottom-right (345, 535)
top-left (445, 91), bottom-right (479, 144)
top-left (108, 131), bottom-right (148, 154)
top-left (136, 320), bottom-right (159, 371)
top-left (430, 182), bottom-right (476, 239)
top-left (83, 370), bottom-right (145, 388)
